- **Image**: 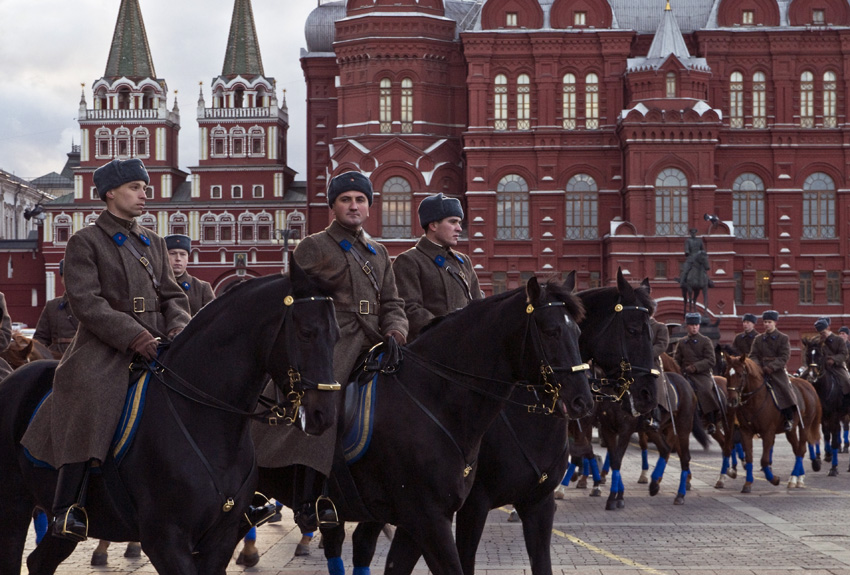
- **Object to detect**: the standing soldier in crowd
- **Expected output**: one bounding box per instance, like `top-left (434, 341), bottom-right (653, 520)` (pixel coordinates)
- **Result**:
top-left (674, 313), bottom-right (720, 434)
top-left (33, 259), bottom-right (79, 359)
top-left (813, 318), bottom-right (850, 408)
top-left (21, 158), bottom-right (192, 541)
top-left (393, 193), bottom-right (482, 341)
top-left (838, 326), bottom-right (850, 355)
top-left (732, 313), bottom-right (759, 356)
top-left (165, 234), bottom-right (215, 316)
top-left (255, 171), bottom-right (408, 531)
top-left (749, 310), bottom-right (796, 432)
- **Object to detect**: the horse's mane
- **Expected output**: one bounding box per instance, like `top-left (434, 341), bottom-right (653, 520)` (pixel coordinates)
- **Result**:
top-left (579, 282), bottom-right (653, 312)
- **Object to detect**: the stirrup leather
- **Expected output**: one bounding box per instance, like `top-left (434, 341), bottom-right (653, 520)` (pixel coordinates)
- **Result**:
top-left (58, 504), bottom-right (88, 542)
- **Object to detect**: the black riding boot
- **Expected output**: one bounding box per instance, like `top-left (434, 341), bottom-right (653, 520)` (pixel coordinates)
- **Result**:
top-left (292, 465), bottom-right (338, 532)
top-left (645, 406), bottom-right (661, 431)
top-left (781, 407), bottom-right (795, 432)
top-left (704, 411), bottom-right (717, 435)
top-left (52, 461), bottom-right (90, 542)
top-left (244, 493), bottom-right (278, 528)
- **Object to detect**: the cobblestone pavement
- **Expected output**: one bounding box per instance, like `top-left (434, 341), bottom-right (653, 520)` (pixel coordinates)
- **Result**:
top-left (20, 433), bottom-right (850, 574)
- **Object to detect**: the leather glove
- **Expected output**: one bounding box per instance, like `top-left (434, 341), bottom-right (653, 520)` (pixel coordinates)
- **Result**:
top-left (129, 330), bottom-right (158, 361)
top-left (827, 358), bottom-right (835, 368)
top-left (763, 366), bottom-right (773, 375)
top-left (685, 364), bottom-right (696, 374)
top-left (386, 330), bottom-right (406, 346)
top-left (167, 327), bottom-right (184, 339)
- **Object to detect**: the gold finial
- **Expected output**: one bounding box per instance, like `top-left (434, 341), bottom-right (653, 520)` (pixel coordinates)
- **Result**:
top-left (80, 82), bottom-right (85, 88)
top-left (199, 81), bottom-right (203, 86)
top-left (666, 0), bottom-right (671, 10)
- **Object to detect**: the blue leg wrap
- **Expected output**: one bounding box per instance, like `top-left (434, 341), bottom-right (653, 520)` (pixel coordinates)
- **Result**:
top-left (245, 526), bottom-right (257, 542)
top-left (844, 427), bottom-right (849, 444)
top-left (610, 469), bottom-right (622, 494)
top-left (794, 456), bottom-right (805, 477)
top-left (582, 457), bottom-right (590, 477)
top-left (651, 456), bottom-right (667, 482)
top-left (617, 471), bottom-right (625, 493)
top-left (353, 567), bottom-right (371, 575)
top-left (763, 465), bottom-right (774, 482)
top-left (641, 449), bottom-right (649, 470)
top-left (721, 455), bottom-right (730, 475)
top-left (808, 443), bottom-right (817, 460)
top-left (735, 442), bottom-right (745, 460)
top-left (745, 462), bottom-right (754, 483)
top-left (832, 447), bottom-right (839, 468)
top-left (33, 511), bottom-right (48, 545)
top-left (602, 452), bottom-right (610, 473)
top-left (589, 457), bottom-right (602, 482)
top-left (328, 556), bottom-right (345, 575)
top-left (769, 446), bottom-right (774, 465)
top-left (563, 462), bottom-right (576, 486)
top-left (677, 470), bottom-right (689, 496)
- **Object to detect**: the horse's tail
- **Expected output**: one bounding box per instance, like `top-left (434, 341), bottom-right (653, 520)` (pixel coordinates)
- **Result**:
top-left (691, 412), bottom-right (711, 451)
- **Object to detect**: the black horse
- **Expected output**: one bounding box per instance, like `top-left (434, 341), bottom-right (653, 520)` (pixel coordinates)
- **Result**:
top-left (801, 337), bottom-right (849, 475)
top-left (327, 270), bottom-right (657, 575)
top-left (0, 264), bottom-right (340, 575)
top-left (258, 275), bottom-right (593, 575)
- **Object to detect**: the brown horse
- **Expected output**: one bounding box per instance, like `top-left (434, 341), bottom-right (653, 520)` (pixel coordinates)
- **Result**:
top-left (723, 354), bottom-right (822, 491)
top-left (1, 332), bottom-right (54, 368)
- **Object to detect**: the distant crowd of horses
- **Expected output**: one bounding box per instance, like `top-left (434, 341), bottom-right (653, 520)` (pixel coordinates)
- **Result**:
top-left (1, 267), bottom-right (848, 575)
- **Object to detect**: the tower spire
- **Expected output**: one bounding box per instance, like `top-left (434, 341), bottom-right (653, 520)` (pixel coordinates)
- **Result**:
top-left (104, 0), bottom-right (156, 80)
top-left (222, 0), bottom-right (265, 77)
top-left (647, 0), bottom-right (690, 60)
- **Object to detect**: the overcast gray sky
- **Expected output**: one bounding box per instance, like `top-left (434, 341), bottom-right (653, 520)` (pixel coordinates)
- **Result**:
top-left (0, 0), bottom-right (318, 182)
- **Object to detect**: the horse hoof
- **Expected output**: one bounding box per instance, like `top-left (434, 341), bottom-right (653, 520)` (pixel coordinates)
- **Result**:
top-left (295, 543), bottom-right (311, 557)
top-left (599, 475), bottom-right (608, 485)
top-left (507, 509), bottom-right (520, 522)
top-left (812, 458), bottom-right (822, 472)
top-left (727, 468), bottom-right (738, 479)
top-left (828, 467), bottom-right (839, 477)
top-left (576, 477), bottom-right (588, 489)
top-left (741, 483), bottom-right (752, 494)
top-left (770, 476), bottom-right (780, 486)
top-left (590, 487), bottom-right (601, 497)
top-left (90, 552), bottom-right (108, 566)
top-left (237, 552), bottom-right (260, 568)
top-left (124, 543), bottom-right (142, 558)
top-left (554, 486), bottom-right (566, 500)
top-left (649, 481), bottom-right (660, 497)
top-left (674, 495), bottom-right (685, 505)
top-left (605, 500), bottom-right (617, 511)
top-left (616, 499), bottom-right (625, 509)
top-left (637, 472), bottom-right (648, 484)
top-left (714, 479), bottom-right (725, 489)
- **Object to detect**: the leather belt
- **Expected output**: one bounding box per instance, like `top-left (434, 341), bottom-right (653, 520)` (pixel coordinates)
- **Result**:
top-left (338, 300), bottom-right (379, 316)
top-left (107, 296), bottom-right (160, 313)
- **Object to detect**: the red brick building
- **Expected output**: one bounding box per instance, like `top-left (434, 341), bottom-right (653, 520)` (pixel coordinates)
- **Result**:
top-left (302, 0), bottom-right (850, 358)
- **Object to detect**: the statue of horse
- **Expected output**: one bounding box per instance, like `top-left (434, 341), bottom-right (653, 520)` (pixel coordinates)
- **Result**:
top-left (0, 262), bottom-right (340, 575)
top-left (258, 275), bottom-right (593, 575)
top-left (722, 354), bottom-right (822, 491)
top-left (1, 332), bottom-right (54, 369)
top-left (678, 250), bottom-right (711, 315)
top-left (800, 337), bottom-right (850, 475)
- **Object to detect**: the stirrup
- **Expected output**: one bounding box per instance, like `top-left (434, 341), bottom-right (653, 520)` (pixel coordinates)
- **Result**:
top-left (56, 504), bottom-right (88, 542)
top-left (316, 495), bottom-right (339, 528)
top-left (243, 491), bottom-right (277, 528)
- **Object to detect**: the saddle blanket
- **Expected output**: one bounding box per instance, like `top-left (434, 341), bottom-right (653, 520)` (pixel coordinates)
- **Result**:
top-left (341, 369), bottom-right (378, 464)
top-left (25, 370), bottom-right (151, 468)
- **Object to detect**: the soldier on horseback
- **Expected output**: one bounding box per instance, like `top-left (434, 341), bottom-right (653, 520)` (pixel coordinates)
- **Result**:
top-left (813, 318), bottom-right (850, 409)
top-left (393, 193), bottom-right (482, 341)
top-left (33, 259), bottom-right (79, 359)
top-left (21, 158), bottom-right (192, 542)
top-left (732, 313), bottom-right (759, 356)
top-left (646, 310), bottom-right (669, 430)
top-left (749, 310), bottom-right (796, 432)
top-left (674, 313), bottom-right (721, 434)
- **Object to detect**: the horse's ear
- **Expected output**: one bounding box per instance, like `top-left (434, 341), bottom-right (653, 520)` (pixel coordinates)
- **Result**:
top-left (616, 267), bottom-right (634, 298)
top-left (640, 277), bottom-right (651, 294)
top-left (562, 270), bottom-right (577, 293)
top-left (525, 275), bottom-right (541, 305)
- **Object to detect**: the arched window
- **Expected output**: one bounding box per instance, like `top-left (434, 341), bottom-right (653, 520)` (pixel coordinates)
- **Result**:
top-left (380, 78), bottom-right (392, 133)
top-left (517, 74), bottom-right (531, 130)
top-left (732, 173), bottom-right (765, 238)
top-left (53, 215), bottom-right (72, 244)
top-left (249, 127), bottom-right (265, 156)
top-left (666, 72), bottom-right (677, 98)
top-left (381, 177), bottom-right (412, 238)
top-left (256, 212), bottom-right (273, 241)
top-left (585, 73), bottom-right (599, 129)
top-left (141, 87), bottom-right (156, 109)
top-left (234, 87), bottom-right (245, 108)
top-left (117, 87), bottom-right (131, 110)
top-left (802, 172), bottom-right (835, 238)
top-left (655, 168), bottom-right (688, 236)
top-left (139, 214), bottom-right (157, 234)
top-left (824, 71), bottom-right (837, 127)
top-left (133, 127), bottom-right (149, 158)
top-left (730, 72), bottom-right (744, 128)
top-left (219, 214), bottom-right (235, 242)
top-left (752, 72), bottom-right (767, 128)
top-left (211, 127), bottom-right (227, 157)
top-left (801, 71), bottom-right (814, 127)
top-left (96, 127), bottom-right (111, 158)
top-left (401, 78), bottom-right (413, 133)
top-left (239, 213), bottom-right (256, 242)
top-left (496, 174), bottom-right (529, 240)
top-left (563, 73), bottom-right (576, 130)
top-left (169, 213), bottom-right (187, 236)
top-left (201, 214), bottom-right (217, 242)
top-left (230, 127), bottom-right (247, 157)
top-left (494, 74), bottom-right (508, 130)
top-left (114, 127), bottom-right (130, 157)
top-left (565, 174), bottom-right (598, 239)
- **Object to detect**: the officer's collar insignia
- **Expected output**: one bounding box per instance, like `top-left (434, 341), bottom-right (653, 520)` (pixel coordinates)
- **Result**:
top-left (366, 243), bottom-right (376, 255)
top-left (139, 234), bottom-right (151, 246)
top-left (339, 239), bottom-right (352, 252)
top-left (180, 281), bottom-right (191, 291)
top-left (434, 255), bottom-right (446, 268)
top-left (59, 300), bottom-right (68, 310)
top-left (112, 232), bottom-right (128, 246)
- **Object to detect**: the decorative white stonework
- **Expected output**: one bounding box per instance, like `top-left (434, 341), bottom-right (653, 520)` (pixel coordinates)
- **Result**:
top-left (780, 232), bottom-right (790, 237)
top-left (780, 263), bottom-right (791, 268)
top-left (542, 264), bottom-right (553, 269)
top-left (780, 215), bottom-right (791, 221)
top-left (715, 268), bottom-right (726, 275)
top-left (780, 248), bottom-right (790, 253)
top-left (542, 232), bottom-right (553, 237)
top-left (542, 247), bottom-right (553, 253)
top-left (542, 216), bottom-right (553, 222)
top-left (474, 232), bottom-right (484, 238)
top-left (474, 264), bottom-right (484, 270)
top-left (474, 248), bottom-right (484, 253)
top-left (473, 216), bottom-right (484, 222)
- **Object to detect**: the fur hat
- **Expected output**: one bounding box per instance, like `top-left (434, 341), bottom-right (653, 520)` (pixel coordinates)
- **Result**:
top-left (165, 234), bottom-right (191, 252)
top-left (839, 326), bottom-right (850, 335)
top-left (814, 317), bottom-right (831, 332)
top-left (327, 171), bottom-right (373, 206)
top-left (762, 310), bottom-right (779, 322)
top-left (418, 193), bottom-right (464, 229)
top-left (742, 313), bottom-right (757, 323)
top-left (93, 158), bottom-right (149, 201)
top-left (685, 313), bottom-right (701, 325)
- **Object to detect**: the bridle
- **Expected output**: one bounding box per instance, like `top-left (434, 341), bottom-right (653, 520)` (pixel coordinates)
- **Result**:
top-left (586, 301), bottom-right (659, 403)
top-left (725, 359), bottom-right (763, 407)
